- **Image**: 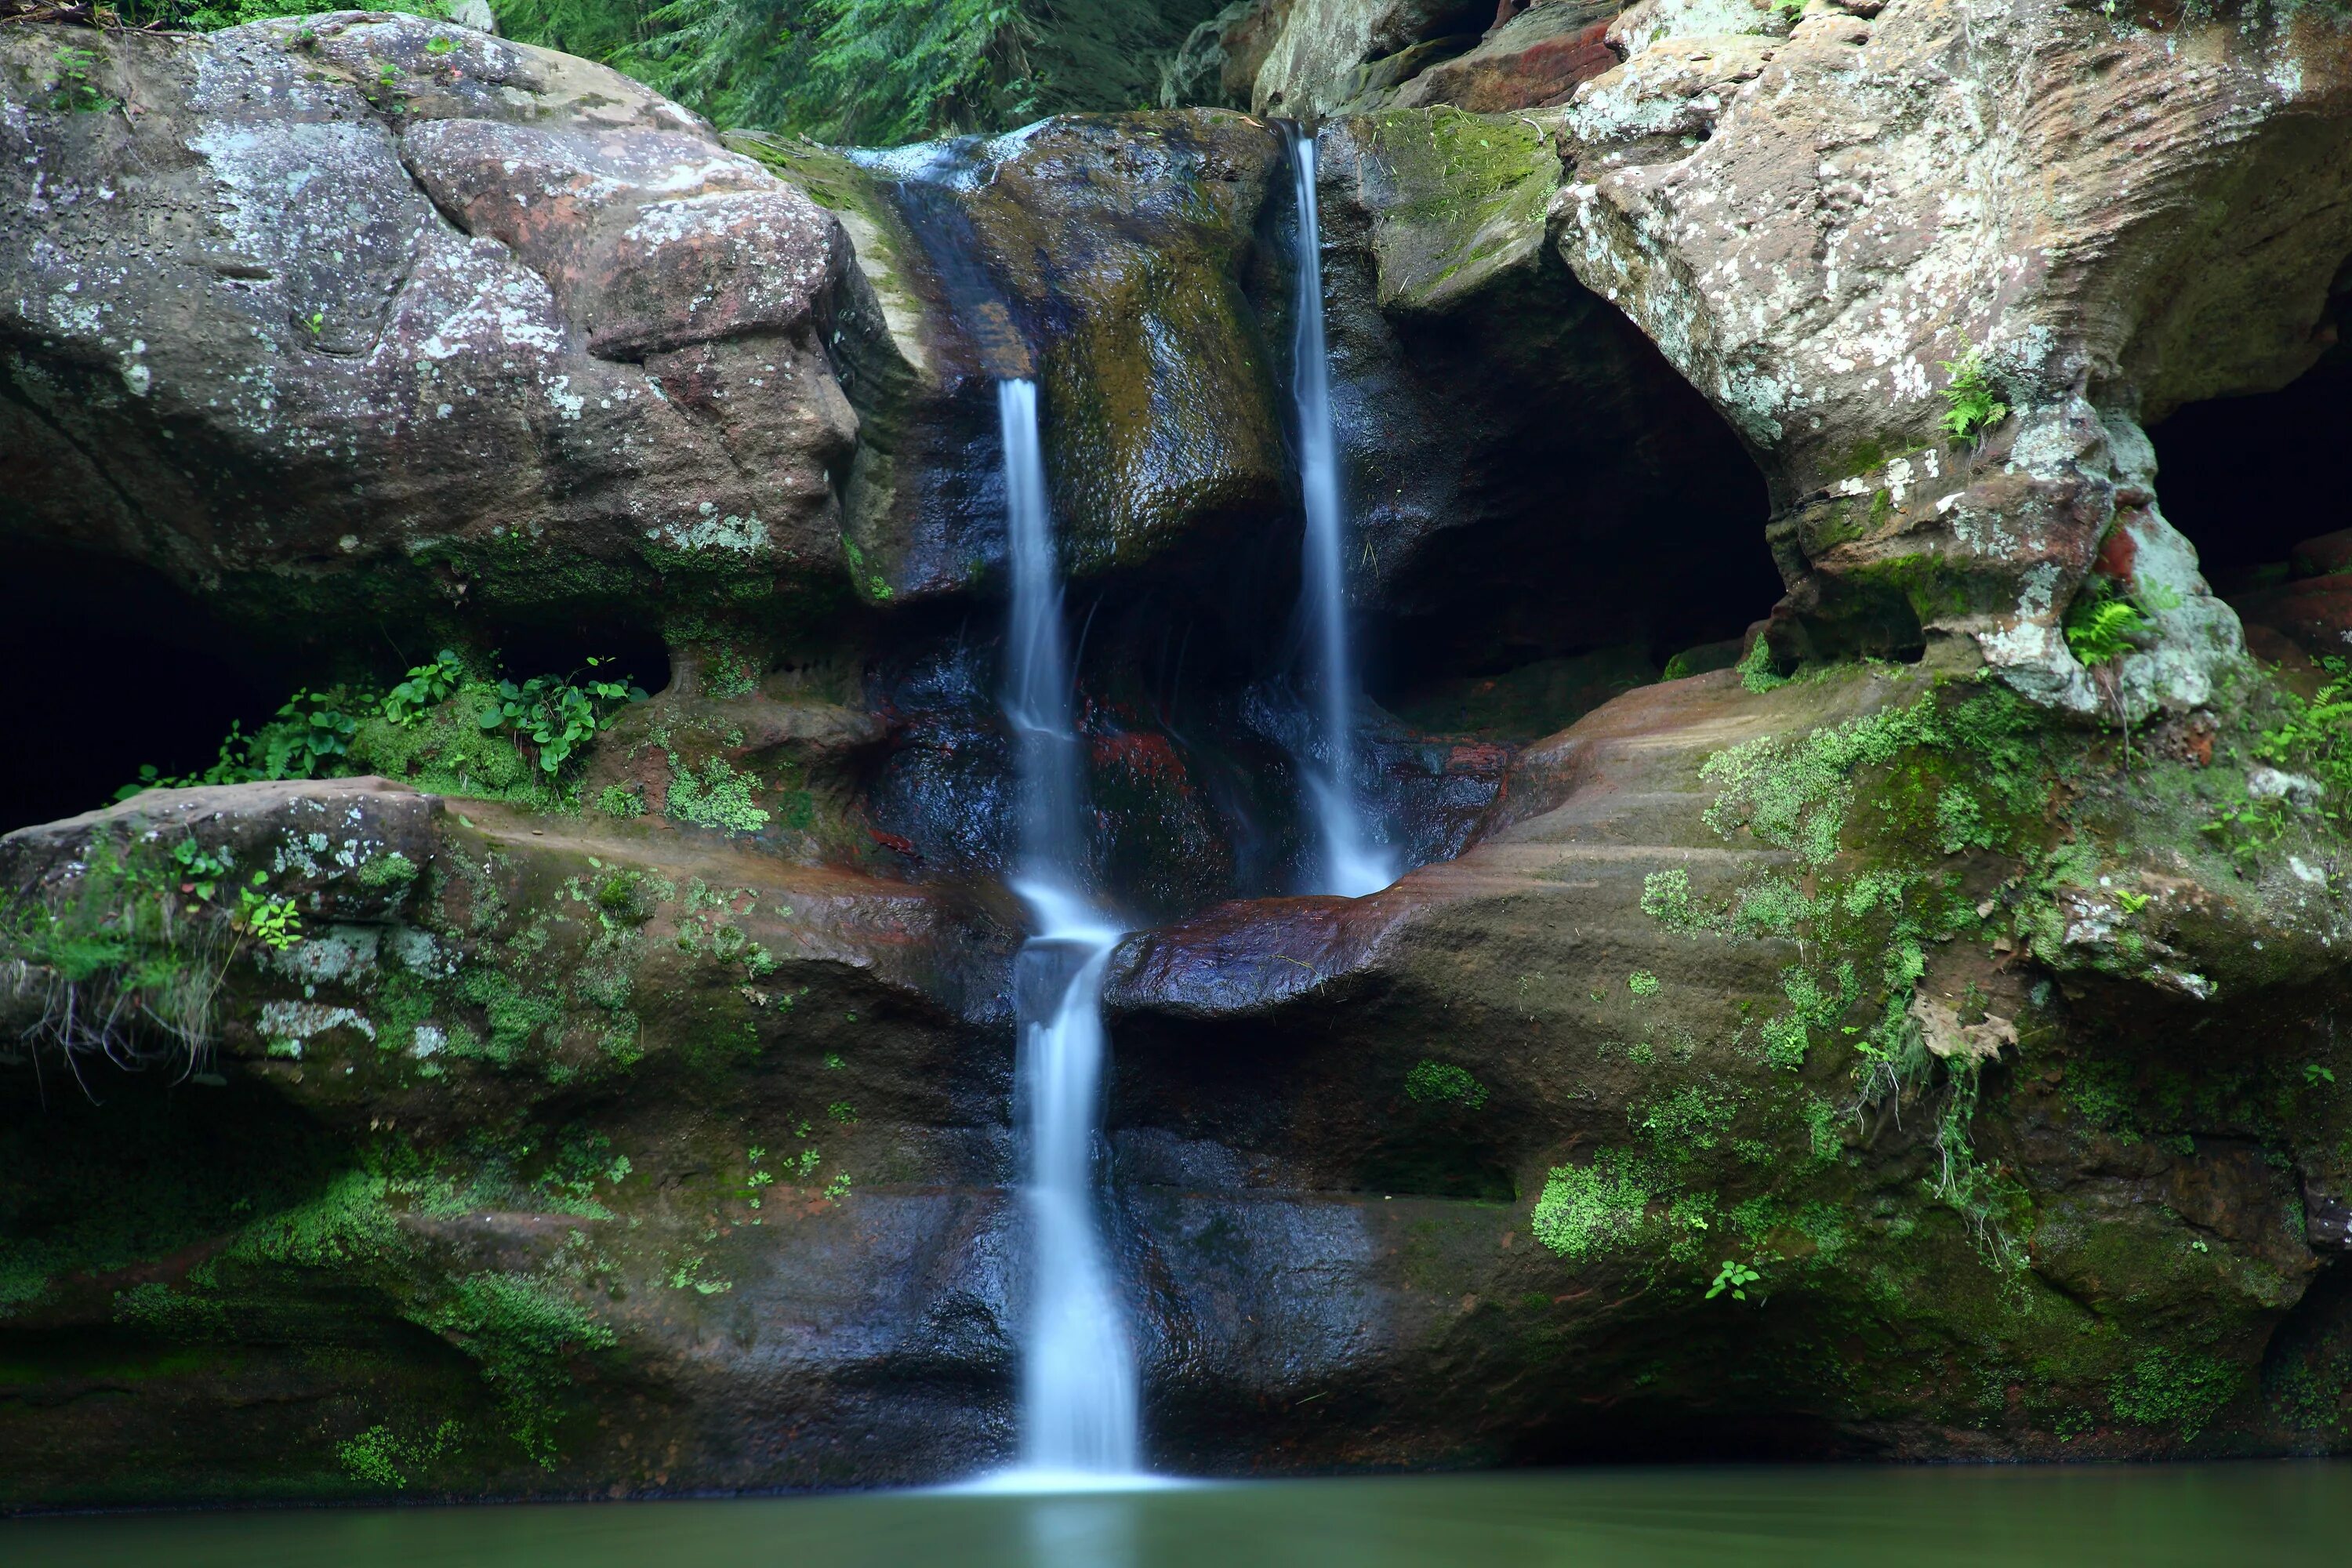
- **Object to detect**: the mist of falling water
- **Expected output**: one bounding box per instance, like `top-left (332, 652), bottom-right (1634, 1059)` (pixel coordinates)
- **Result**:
top-left (997, 376), bottom-right (1141, 1479)
top-left (1283, 123), bottom-right (1396, 898)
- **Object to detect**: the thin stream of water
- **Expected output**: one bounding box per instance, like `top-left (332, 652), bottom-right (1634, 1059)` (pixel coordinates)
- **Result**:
top-left (1283, 122), bottom-right (1395, 899)
top-left (996, 377), bottom-right (1140, 1478)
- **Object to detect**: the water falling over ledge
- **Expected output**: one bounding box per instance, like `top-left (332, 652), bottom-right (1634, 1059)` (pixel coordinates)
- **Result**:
top-left (996, 376), bottom-right (1142, 1479)
top-left (1281, 123), bottom-right (1396, 899)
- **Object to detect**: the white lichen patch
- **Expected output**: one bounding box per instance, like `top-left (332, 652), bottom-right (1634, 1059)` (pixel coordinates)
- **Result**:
top-left (259, 1000), bottom-right (376, 1048)
top-left (654, 508), bottom-right (769, 555)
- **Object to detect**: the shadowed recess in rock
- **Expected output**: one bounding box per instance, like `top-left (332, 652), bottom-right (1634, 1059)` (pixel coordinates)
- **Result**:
top-left (0, 548), bottom-right (285, 836)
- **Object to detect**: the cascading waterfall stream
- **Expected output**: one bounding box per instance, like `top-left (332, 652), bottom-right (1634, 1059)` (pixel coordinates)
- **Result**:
top-left (996, 376), bottom-right (1142, 1480)
top-left (1282, 123), bottom-right (1396, 899)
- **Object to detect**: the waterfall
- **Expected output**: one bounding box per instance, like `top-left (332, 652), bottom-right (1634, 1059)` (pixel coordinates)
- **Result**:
top-left (1283, 123), bottom-right (1395, 899)
top-left (997, 376), bottom-right (1141, 1479)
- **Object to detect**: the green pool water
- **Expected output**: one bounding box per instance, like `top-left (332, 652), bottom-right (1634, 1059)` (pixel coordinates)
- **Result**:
top-left (9, 1464), bottom-right (2347, 1566)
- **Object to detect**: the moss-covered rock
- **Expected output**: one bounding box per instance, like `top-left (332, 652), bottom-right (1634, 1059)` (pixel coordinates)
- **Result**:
top-left (0, 777), bottom-right (1021, 1504)
top-left (0, 15), bottom-right (861, 657)
top-left (1106, 655), bottom-right (2352, 1464)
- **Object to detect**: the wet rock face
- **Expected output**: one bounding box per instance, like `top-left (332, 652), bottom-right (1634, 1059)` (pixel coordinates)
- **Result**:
top-left (1105, 666), bottom-right (2352, 1467)
top-left (1310, 107), bottom-right (1777, 681)
top-left (0, 14), bottom-right (857, 649)
top-left (7, 0), bottom-right (2352, 1510)
top-left (1553, 0), bottom-right (2352, 717)
top-left (0, 779), bottom-right (1025, 1501)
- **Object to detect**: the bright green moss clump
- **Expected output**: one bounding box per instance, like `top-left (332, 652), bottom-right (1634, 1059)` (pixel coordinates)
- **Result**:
top-left (1532, 1151), bottom-right (1659, 1261)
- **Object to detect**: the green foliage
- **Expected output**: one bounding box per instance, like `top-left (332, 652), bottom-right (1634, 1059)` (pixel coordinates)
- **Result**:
top-left (1735, 636), bottom-right (1788, 695)
top-left (2256, 655), bottom-right (2352, 804)
top-left (1531, 1150), bottom-right (1657, 1261)
top-left (423, 1272), bottom-right (615, 1465)
top-left (1640, 867), bottom-right (1710, 935)
top-left (123, 652), bottom-right (643, 809)
top-left (1936, 350), bottom-right (2009, 445)
top-left (2109, 1348), bottom-right (2241, 1439)
top-left (1763, 964), bottom-right (1854, 1072)
top-left (666, 757), bottom-right (771, 833)
top-left (488, 659), bottom-right (641, 774)
top-left (1403, 1058), bottom-right (1488, 1109)
top-left (598, 0), bottom-right (1030, 143)
top-left (2202, 658), bottom-right (2352, 854)
top-left (338, 1419), bottom-right (462, 1489)
top-left (2064, 593), bottom-right (2150, 670)
top-left (229, 1168), bottom-right (405, 1269)
top-left (1627, 970), bottom-right (1661, 998)
top-left (1633, 1083), bottom-right (1736, 1157)
top-left (49, 45), bottom-right (114, 112)
top-left (1701, 699), bottom-right (1944, 866)
top-left (457, 969), bottom-right (564, 1065)
top-left (0, 832), bottom-right (259, 1062)
top-left (107, 0), bottom-right (453, 29)
top-left (384, 649), bottom-right (465, 725)
top-left (169, 837), bottom-right (234, 902)
top-left (1706, 1258), bottom-right (1761, 1301)
top-left (237, 873), bottom-right (304, 951)
top-left (597, 783), bottom-right (647, 818)
top-left (595, 870), bottom-right (656, 924)
top-left (356, 851), bottom-right (419, 890)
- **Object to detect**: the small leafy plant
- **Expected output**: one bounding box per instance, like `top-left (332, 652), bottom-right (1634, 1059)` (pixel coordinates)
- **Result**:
top-left (489, 659), bottom-right (637, 774)
top-left (1706, 1258), bottom-right (1762, 1301)
top-left (383, 649), bottom-right (465, 725)
top-left (50, 47), bottom-right (113, 114)
top-left (1937, 350), bottom-right (2009, 446)
top-left (170, 838), bottom-right (234, 901)
top-left (236, 873), bottom-right (303, 952)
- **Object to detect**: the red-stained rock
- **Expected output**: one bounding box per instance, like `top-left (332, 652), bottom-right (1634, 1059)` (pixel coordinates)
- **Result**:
top-left (2291, 528), bottom-right (2352, 579)
top-left (2230, 572), bottom-right (2352, 660)
top-left (0, 13), bottom-right (859, 644)
top-left (1394, 2), bottom-right (1619, 111)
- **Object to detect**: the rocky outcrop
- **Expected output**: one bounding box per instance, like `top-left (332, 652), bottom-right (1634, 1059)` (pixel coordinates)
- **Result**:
top-left (1308, 104), bottom-right (1776, 678)
top-left (0, 14), bottom-right (861, 651)
top-left (1109, 659), bottom-right (2352, 1464)
top-left (0, 777), bottom-right (1025, 1501)
top-left (7, 0), bottom-right (2352, 1511)
top-left (1392, 0), bottom-right (1621, 112)
top-left (1552, 0), bottom-right (2352, 717)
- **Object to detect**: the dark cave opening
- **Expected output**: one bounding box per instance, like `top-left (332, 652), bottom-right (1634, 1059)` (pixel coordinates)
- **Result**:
top-left (0, 544), bottom-right (677, 839)
top-left (2151, 344), bottom-right (2352, 668)
top-left (481, 617), bottom-right (673, 706)
top-left (1363, 310), bottom-right (1781, 744)
top-left (0, 548), bottom-right (289, 837)
top-left (2149, 349), bottom-right (2352, 599)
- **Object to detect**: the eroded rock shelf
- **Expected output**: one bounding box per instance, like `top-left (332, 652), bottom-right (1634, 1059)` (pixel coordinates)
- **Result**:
top-left (4, 0), bottom-right (2352, 1505)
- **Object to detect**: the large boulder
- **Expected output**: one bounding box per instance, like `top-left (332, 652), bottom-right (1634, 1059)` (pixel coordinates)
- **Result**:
top-left (0, 14), bottom-right (860, 652)
top-left (1553, 0), bottom-right (2352, 718)
top-left (0, 778), bottom-right (1024, 1501)
top-left (1106, 661), bottom-right (2352, 1463)
top-left (747, 114), bottom-right (1294, 601)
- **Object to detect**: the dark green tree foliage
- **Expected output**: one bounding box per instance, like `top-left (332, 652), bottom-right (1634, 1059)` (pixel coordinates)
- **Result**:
top-left (123, 0), bottom-right (1228, 145)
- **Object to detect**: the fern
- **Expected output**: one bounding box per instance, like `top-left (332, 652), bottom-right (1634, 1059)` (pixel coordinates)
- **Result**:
top-left (1936, 350), bottom-right (2009, 446)
top-left (2063, 597), bottom-right (2147, 669)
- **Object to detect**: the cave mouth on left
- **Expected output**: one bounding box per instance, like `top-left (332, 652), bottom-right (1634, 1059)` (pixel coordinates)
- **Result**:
top-left (0, 548), bottom-right (286, 837)
top-left (0, 546), bottom-right (676, 838)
